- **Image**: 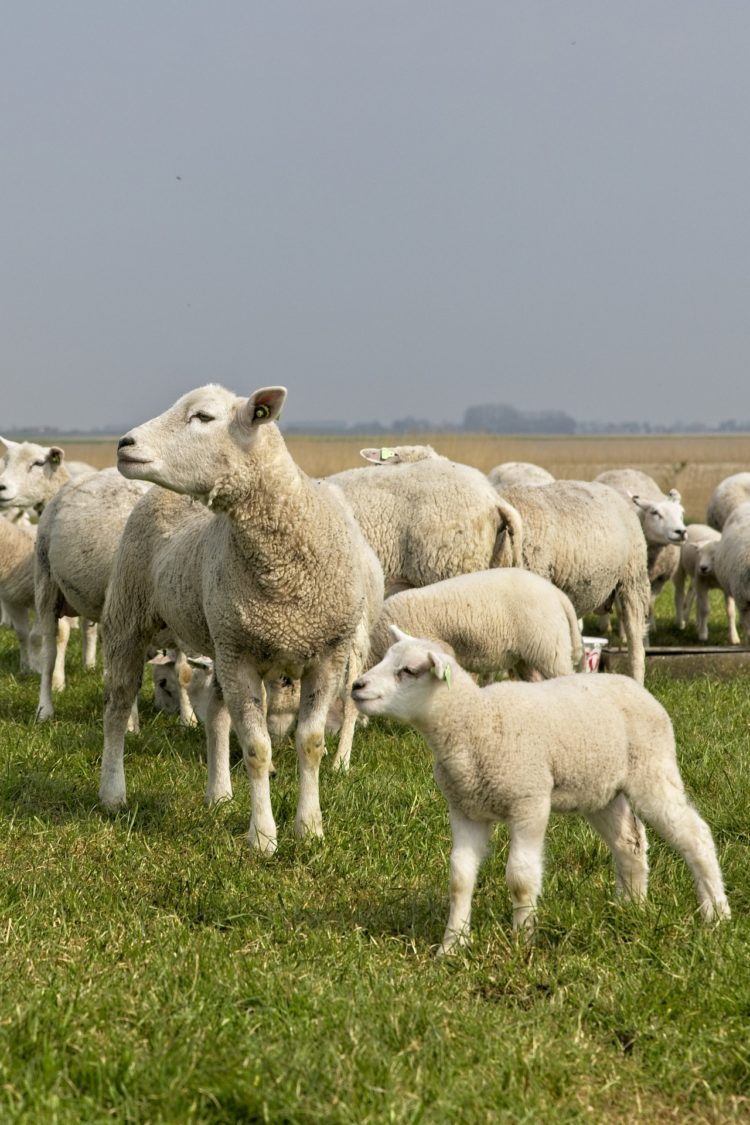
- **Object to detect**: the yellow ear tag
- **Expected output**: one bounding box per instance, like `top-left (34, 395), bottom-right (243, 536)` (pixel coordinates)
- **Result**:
top-left (431, 663), bottom-right (451, 687)
top-left (380, 447), bottom-right (396, 460)
top-left (254, 404), bottom-right (271, 420)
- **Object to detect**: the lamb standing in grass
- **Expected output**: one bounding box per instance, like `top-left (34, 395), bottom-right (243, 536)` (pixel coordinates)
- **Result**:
top-left (369, 569), bottom-right (583, 681)
top-left (706, 472), bottom-right (750, 531)
top-left (674, 524), bottom-right (725, 639)
top-left (0, 514), bottom-right (70, 679)
top-left (352, 628), bottom-right (730, 953)
top-left (712, 502), bottom-right (750, 645)
top-left (101, 384), bottom-right (375, 851)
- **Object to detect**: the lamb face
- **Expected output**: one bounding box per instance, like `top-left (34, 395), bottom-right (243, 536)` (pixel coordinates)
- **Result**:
top-left (116, 385), bottom-right (287, 499)
top-left (0, 438), bottom-right (67, 510)
top-left (632, 492), bottom-right (687, 546)
top-left (695, 539), bottom-right (719, 578)
top-left (352, 628), bottom-right (451, 721)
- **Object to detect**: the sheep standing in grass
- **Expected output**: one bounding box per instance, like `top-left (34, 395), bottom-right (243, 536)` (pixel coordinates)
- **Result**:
top-left (328, 457), bottom-right (522, 597)
top-left (706, 472), bottom-right (750, 531)
top-left (488, 461), bottom-right (554, 490)
top-left (712, 502), bottom-right (750, 645)
top-left (491, 481), bottom-right (650, 682)
top-left (353, 629), bottom-right (730, 953)
top-left (101, 384), bottom-right (376, 851)
top-left (674, 524), bottom-right (724, 640)
top-left (369, 569), bottom-right (583, 682)
top-left (0, 515), bottom-right (70, 678)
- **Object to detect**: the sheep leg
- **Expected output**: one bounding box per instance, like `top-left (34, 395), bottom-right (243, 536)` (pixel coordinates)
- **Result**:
top-left (505, 802), bottom-right (550, 937)
top-left (332, 631), bottom-right (367, 772)
top-left (202, 670), bottom-right (233, 805)
top-left (5, 603), bottom-right (31, 672)
top-left (618, 586), bottom-right (647, 684)
top-left (100, 636), bottom-right (148, 809)
top-left (630, 780), bottom-right (730, 921)
top-left (695, 578), bottom-right (710, 642)
top-left (36, 611), bottom-right (62, 720)
top-left (214, 654), bottom-right (276, 854)
top-left (586, 793), bottom-right (649, 901)
top-left (296, 652), bottom-right (349, 839)
top-left (674, 569), bottom-right (687, 629)
top-left (726, 594), bottom-right (740, 645)
top-left (174, 649), bottom-right (198, 727)
top-left (439, 807), bottom-right (493, 955)
top-left (52, 617), bottom-right (71, 690)
top-left (80, 618), bottom-right (98, 670)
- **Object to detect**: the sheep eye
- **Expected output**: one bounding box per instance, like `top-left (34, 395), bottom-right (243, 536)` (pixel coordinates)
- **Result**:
top-left (30, 460), bottom-right (46, 469)
top-left (158, 678), bottom-right (168, 689)
top-left (191, 411), bottom-right (214, 423)
top-left (400, 666), bottom-right (418, 677)
top-left (650, 509), bottom-right (660, 517)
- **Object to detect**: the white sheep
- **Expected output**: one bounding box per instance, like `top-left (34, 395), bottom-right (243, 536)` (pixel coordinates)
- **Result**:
top-left (369, 569), bottom-right (584, 682)
top-left (352, 628), bottom-right (730, 953)
top-left (706, 472), bottom-right (750, 532)
top-left (100, 384), bottom-right (378, 852)
top-left (594, 469), bottom-right (687, 625)
top-left (34, 468), bottom-right (151, 720)
top-left (488, 461), bottom-right (554, 490)
top-left (673, 524), bottom-right (726, 640)
top-left (491, 481), bottom-right (650, 683)
top-left (328, 457), bottom-right (522, 597)
top-left (712, 501), bottom-right (750, 645)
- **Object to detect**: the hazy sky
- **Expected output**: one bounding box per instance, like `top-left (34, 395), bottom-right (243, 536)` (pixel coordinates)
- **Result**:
top-left (2, 2), bottom-right (749, 431)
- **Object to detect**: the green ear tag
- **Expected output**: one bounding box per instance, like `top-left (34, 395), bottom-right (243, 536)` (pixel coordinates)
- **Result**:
top-left (380, 447), bottom-right (395, 460)
top-left (444, 665), bottom-right (452, 689)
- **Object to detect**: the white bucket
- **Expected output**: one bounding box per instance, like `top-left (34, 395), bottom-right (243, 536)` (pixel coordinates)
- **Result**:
top-left (582, 636), bottom-right (608, 673)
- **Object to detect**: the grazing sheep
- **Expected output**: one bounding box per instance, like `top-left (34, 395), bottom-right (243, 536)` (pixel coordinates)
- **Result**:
top-left (594, 469), bottom-right (687, 624)
top-left (34, 468), bottom-right (151, 720)
top-left (101, 384), bottom-right (376, 852)
top-left (352, 629), bottom-right (730, 953)
top-left (492, 481), bottom-right (650, 682)
top-left (369, 569), bottom-right (584, 682)
top-left (706, 472), bottom-right (750, 532)
top-left (488, 461), bottom-right (554, 490)
top-left (359, 445), bottom-right (441, 465)
top-left (674, 524), bottom-right (725, 639)
top-left (328, 457), bottom-right (522, 597)
top-left (712, 502), bottom-right (750, 645)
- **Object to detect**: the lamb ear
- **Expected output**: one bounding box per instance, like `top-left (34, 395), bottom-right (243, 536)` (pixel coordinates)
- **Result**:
top-left (47, 446), bottom-right (65, 467)
top-left (0, 436), bottom-right (16, 452)
top-left (629, 492), bottom-right (647, 511)
top-left (360, 447), bottom-right (397, 464)
top-left (668, 488), bottom-right (682, 503)
top-left (388, 623), bottom-right (411, 644)
top-left (427, 650), bottom-right (452, 686)
top-left (241, 386), bottom-right (287, 428)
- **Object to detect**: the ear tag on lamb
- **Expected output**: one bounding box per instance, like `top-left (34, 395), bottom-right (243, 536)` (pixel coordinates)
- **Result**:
top-left (380, 447), bottom-right (395, 460)
top-left (431, 663), bottom-right (452, 688)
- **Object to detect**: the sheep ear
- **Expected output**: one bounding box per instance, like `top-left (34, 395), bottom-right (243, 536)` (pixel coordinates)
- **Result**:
top-left (629, 493), bottom-right (646, 511)
top-left (47, 446), bottom-right (65, 467)
top-left (0, 435), bottom-right (16, 452)
top-left (360, 447), bottom-right (397, 464)
top-left (428, 650), bottom-right (452, 687)
top-left (242, 387), bottom-right (287, 427)
top-left (668, 488), bottom-right (682, 503)
top-left (388, 624), bottom-right (411, 644)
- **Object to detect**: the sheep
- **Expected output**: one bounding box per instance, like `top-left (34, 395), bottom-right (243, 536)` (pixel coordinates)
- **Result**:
top-left (0, 514), bottom-right (70, 680)
top-left (706, 472), bottom-right (750, 531)
top-left (100, 384), bottom-right (378, 852)
top-left (712, 501), bottom-right (750, 645)
top-left (594, 469), bottom-right (687, 625)
top-left (34, 468), bottom-right (151, 720)
top-left (369, 569), bottom-right (584, 683)
top-left (352, 628), bottom-right (730, 953)
top-left (673, 524), bottom-right (725, 639)
top-left (328, 457), bottom-right (522, 597)
top-left (0, 437), bottom-right (72, 511)
top-left (359, 444), bottom-right (442, 465)
top-left (488, 461), bottom-right (554, 490)
top-left (491, 481), bottom-right (650, 682)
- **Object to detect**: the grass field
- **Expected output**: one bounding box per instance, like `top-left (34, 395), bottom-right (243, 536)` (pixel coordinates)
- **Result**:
top-left (0, 588), bottom-right (748, 1123)
top-left (45, 432), bottom-right (750, 522)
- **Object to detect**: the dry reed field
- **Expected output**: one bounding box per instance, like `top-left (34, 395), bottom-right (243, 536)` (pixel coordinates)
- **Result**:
top-left (58, 432), bottom-right (750, 519)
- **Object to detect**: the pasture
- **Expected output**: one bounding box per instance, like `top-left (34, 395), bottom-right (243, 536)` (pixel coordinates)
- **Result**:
top-left (46, 431), bottom-right (750, 519)
top-left (0, 584), bottom-right (748, 1122)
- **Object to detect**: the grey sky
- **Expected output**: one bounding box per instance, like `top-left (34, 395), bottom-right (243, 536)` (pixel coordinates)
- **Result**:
top-left (2, 2), bottom-right (749, 431)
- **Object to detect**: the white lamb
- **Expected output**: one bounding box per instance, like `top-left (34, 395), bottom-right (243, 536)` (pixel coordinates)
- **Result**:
top-left (100, 384), bottom-right (378, 851)
top-left (369, 569), bottom-right (583, 682)
top-left (674, 524), bottom-right (726, 640)
top-left (712, 502), bottom-right (750, 645)
top-left (328, 457), bottom-right (522, 597)
top-left (0, 515), bottom-right (70, 679)
top-left (594, 469), bottom-right (687, 624)
top-left (488, 461), bottom-right (554, 490)
top-left (491, 481), bottom-right (650, 682)
top-left (352, 628), bottom-right (730, 954)
top-left (706, 472), bottom-right (750, 532)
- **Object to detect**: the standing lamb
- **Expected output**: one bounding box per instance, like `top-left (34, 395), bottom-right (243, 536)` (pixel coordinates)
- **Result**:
top-left (674, 524), bottom-right (726, 640)
top-left (594, 469), bottom-right (687, 625)
top-left (706, 473), bottom-right (750, 532)
top-left (369, 569), bottom-right (583, 682)
top-left (352, 629), bottom-right (730, 953)
top-left (712, 502), bottom-right (750, 645)
top-left (100, 384), bottom-right (377, 852)
top-left (488, 461), bottom-right (554, 490)
top-left (0, 515), bottom-right (69, 679)
top-left (491, 481), bottom-right (650, 683)
top-left (328, 457), bottom-right (522, 597)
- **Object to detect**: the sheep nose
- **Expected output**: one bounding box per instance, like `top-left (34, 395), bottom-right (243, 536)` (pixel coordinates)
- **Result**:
top-left (352, 677), bottom-right (366, 692)
top-left (0, 483), bottom-right (6, 492)
top-left (677, 528), bottom-right (687, 541)
top-left (118, 435), bottom-right (135, 450)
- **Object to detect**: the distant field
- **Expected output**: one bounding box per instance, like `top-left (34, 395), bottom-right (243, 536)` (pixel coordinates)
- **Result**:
top-left (47, 432), bottom-right (750, 520)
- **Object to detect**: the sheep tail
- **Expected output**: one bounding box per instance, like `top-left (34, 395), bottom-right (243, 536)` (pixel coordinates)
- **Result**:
top-left (492, 500), bottom-right (524, 569)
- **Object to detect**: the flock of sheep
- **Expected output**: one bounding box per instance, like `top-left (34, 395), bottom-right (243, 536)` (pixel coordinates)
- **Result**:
top-left (1, 384), bottom-right (746, 952)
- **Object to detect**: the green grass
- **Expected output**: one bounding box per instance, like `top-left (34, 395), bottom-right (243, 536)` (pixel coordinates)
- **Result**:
top-left (0, 587), bottom-right (748, 1123)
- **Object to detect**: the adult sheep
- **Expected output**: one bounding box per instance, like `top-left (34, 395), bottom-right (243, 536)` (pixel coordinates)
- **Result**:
top-left (369, 569), bottom-right (583, 682)
top-left (0, 514), bottom-right (70, 679)
top-left (706, 473), bottom-right (750, 532)
top-left (328, 457), bottom-right (522, 597)
top-left (712, 501), bottom-right (750, 645)
top-left (488, 461), bottom-right (554, 490)
top-left (492, 481), bottom-right (650, 682)
top-left (100, 384), bottom-right (378, 851)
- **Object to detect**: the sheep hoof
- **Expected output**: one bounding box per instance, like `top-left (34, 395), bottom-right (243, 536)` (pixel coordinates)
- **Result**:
top-left (204, 787), bottom-right (233, 806)
top-left (51, 674), bottom-right (65, 692)
top-left (331, 754), bottom-right (350, 774)
top-left (99, 793), bottom-right (128, 812)
top-left (294, 814), bottom-right (324, 840)
top-left (247, 827), bottom-right (277, 856)
top-left (36, 705), bottom-right (55, 722)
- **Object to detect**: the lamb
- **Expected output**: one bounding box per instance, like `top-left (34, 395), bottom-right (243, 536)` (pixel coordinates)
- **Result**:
top-left (0, 514), bottom-right (70, 680)
top-left (359, 444), bottom-right (441, 465)
top-left (488, 461), bottom-right (554, 490)
top-left (328, 457), bottom-right (522, 597)
top-left (491, 481), bottom-right (650, 682)
top-left (0, 437), bottom-right (72, 511)
top-left (712, 502), bottom-right (750, 645)
top-left (34, 468), bottom-right (152, 720)
top-left (706, 472), bottom-right (750, 531)
top-left (673, 524), bottom-right (725, 640)
top-left (352, 628), bottom-right (730, 953)
top-left (369, 569), bottom-right (584, 682)
top-left (594, 469), bottom-right (687, 624)
top-left (100, 384), bottom-right (378, 852)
